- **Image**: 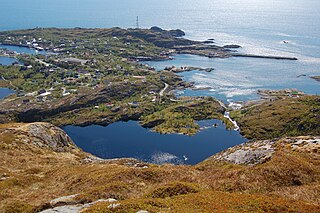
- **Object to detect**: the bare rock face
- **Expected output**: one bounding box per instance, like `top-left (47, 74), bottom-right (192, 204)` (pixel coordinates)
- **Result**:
top-left (49, 194), bottom-right (80, 207)
top-left (220, 146), bottom-right (275, 165)
top-left (209, 136), bottom-right (320, 166)
top-left (213, 140), bottom-right (276, 165)
top-left (40, 205), bottom-right (83, 213)
top-left (1, 122), bottom-right (77, 152)
top-left (40, 195), bottom-right (119, 213)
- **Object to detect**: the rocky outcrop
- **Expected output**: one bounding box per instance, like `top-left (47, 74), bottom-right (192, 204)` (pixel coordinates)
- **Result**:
top-left (22, 122), bottom-right (76, 152)
top-left (40, 205), bottom-right (83, 213)
top-left (209, 136), bottom-right (320, 165)
top-left (212, 140), bottom-right (276, 165)
top-left (310, 76), bottom-right (320, 82)
top-left (49, 194), bottom-right (80, 207)
top-left (0, 122), bottom-right (77, 152)
top-left (40, 195), bottom-right (119, 213)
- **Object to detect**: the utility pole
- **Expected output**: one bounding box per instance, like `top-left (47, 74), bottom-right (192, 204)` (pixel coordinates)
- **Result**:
top-left (136, 16), bottom-right (139, 29)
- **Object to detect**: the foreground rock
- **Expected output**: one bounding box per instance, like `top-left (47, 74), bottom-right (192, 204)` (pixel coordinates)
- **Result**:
top-left (0, 122), bottom-right (77, 152)
top-left (40, 195), bottom-right (119, 213)
top-left (209, 136), bottom-right (320, 165)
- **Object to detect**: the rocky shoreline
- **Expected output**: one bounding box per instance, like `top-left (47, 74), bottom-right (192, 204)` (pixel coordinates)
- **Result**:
top-left (311, 76), bottom-right (320, 82)
top-left (1, 26), bottom-right (299, 62)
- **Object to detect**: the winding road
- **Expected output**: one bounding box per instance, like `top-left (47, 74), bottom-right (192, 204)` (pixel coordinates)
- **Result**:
top-left (159, 82), bottom-right (169, 96)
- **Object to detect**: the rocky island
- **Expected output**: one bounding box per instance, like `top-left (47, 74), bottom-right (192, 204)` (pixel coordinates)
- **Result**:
top-left (311, 76), bottom-right (320, 82)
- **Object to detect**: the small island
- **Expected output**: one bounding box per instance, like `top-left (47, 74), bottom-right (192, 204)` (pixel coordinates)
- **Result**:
top-left (311, 75), bottom-right (320, 82)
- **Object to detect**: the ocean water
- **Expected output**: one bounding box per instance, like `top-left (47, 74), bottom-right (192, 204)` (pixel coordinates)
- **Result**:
top-left (1, 0), bottom-right (318, 101)
top-left (144, 54), bottom-right (320, 102)
top-left (63, 120), bottom-right (246, 165)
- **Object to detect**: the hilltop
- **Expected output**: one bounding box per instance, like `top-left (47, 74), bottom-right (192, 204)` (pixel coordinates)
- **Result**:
top-left (0, 122), bottom-right (319, 212)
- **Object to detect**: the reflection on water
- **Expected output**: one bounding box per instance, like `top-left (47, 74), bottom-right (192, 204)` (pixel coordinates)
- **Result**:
top-left (63, 120), bottom-right (247, 165)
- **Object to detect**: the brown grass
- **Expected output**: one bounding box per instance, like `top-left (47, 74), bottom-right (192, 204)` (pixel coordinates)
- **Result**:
top-left (0, 123), bottom-right (319, 212)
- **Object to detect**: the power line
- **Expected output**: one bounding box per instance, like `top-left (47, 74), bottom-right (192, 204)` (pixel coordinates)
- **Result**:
top-left (136, 16), bottom-right (139, 29)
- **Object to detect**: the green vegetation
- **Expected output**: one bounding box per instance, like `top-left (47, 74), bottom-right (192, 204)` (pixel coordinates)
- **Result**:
top-left (3, 28), bottom-right (316, 139)
top-left (230, 95), bottom-right (320, 139)
top-left (141, 97), bottom-right (226, 135)
top-left (311, 75), bottom-right (320, 82)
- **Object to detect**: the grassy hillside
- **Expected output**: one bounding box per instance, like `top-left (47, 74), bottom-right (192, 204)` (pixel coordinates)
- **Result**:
top-left (0, 123), bottom-right (319, 212)
top-left (231, 95), bottom-right (320, 140)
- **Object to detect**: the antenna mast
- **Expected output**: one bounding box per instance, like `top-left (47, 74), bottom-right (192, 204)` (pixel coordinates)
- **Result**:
top-left (136, 16), bottom-right (139, 29)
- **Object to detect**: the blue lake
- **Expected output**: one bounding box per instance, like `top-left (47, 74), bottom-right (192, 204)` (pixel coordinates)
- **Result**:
top-left (63, 120), bottom-right (246, 165)
top-left (0, 87), bottom-right (15, 99)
